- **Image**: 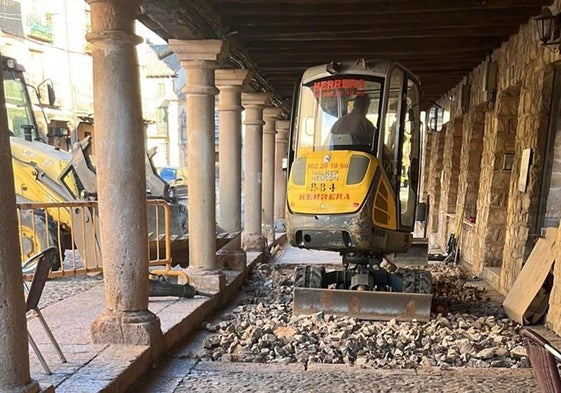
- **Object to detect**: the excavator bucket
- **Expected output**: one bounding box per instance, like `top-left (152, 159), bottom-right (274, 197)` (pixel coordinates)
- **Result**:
top-left (293, 287), bottom-right (432, 321)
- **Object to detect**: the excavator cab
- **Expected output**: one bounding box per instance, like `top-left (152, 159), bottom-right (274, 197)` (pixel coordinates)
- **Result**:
top-left (286, 60), bottom-right (431, 321)
top-left (2, 57), bottom-right (43, 141)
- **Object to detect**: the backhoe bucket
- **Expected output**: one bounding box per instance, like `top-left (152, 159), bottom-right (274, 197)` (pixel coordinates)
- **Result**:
top-left (293, 287), bottom-right (432, 321)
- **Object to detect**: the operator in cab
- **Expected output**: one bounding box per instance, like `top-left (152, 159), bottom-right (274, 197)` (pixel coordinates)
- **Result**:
top-left (330, 94), bottom-right (376, 147)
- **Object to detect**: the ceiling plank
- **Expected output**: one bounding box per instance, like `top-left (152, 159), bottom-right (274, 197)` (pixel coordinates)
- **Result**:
top-left (218, 1), bottom-right (544, 16)
top-left (227, 18), bottom-right (529, 36)
top-left (254, 53), bottom-right (490, 67)
top-left (232, 25), bottom-right (519, 40)
top-left (243, 36), bottom-right (507, 50)
top-left (222, 9), bottom-right (537, 26)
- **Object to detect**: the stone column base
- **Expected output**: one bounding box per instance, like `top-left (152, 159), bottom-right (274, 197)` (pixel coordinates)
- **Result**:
top-left (91, 310), bottom-right (162, 350)
top-left (1, 380), bottom-right (42, 393)
top-left (243, 233), bottom-right (267, 252)
top-left (216, 248), bottom-right (247, 271)
top-left (185, 267), bottom-right (226, 293)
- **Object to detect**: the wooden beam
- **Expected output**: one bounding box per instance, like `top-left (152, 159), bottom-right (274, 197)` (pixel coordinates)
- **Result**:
top-left (258, 65), bottom-right (476, 78)
top-left (253, 53), bottom-right (490, 68)
top-left (228, 18), bottom-right (529, 39)
top-left (243, 36), bottom-right (507, 50)
top-left (232, 25), bottom-right (520, 40)
top-left (222, 8), bottom-right (537, 26)
top-left (218, 1), bottom-right (544, 16)
top-left (245, 36), bottom-right (508, 46)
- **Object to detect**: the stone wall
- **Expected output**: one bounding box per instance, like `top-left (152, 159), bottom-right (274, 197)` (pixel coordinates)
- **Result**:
top-left (499, 63), bottom-right (553, 291)
top-left (549, 229), bottom-right (561, 333)
top-left (436, 117), bottom-right (463, 248)
top-left (420, 130), bottom-right (432, 205)
top-left (455, 107), bottom-right (485, 268)
top-left (494, 21), bottom-right (554, 292)
top-left (543, 83), bottom-right (561, 229)
top-left (426, 2), bottom-right (561, 320)
top-left (466, 92), bottom-right (519, 276)
top-left (459, 109), bottom-right (485, 221)
top-left (426, 130), bottom-right (445, 247)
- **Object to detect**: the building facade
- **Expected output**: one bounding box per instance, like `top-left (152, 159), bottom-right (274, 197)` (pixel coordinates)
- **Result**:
top-left (0, 0), bottom-right (185, 167)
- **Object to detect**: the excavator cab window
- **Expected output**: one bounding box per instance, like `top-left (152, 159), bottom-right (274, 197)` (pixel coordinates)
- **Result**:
top-left (399, 78), bottom-right (421, 229)
top-left (382, 67), bottom-right (421, 231)
top-left (3, 68), bottom-right (38, 141)
top-left (296, 76), bottom-right (383, 155)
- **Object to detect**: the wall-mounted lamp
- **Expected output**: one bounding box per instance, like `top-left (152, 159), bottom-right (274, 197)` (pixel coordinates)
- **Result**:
top-left (458, 77), bottom-right (471, 114)
top-left (535, 7), bottom-right (561, 51)
top-left (482, 58), bottom-right (497, 109)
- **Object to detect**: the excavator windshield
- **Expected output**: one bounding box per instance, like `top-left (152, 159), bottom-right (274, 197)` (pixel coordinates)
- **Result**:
top-left (296, 76), bottom-right (383, 155)
top-left (3, 65), bottom-right (38, 141)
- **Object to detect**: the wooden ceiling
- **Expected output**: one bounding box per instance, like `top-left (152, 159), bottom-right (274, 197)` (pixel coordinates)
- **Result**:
top-left (139, 0), bottom-right (552, 112)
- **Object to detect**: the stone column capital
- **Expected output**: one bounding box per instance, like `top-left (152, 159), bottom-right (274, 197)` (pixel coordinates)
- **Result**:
top-left (86, 0), bottom-right (142, 44)
top-left (275, 120), bottom-right (290, 133)
top-left (216, 69), bottom-right (251, 89)
top-left (263, 107), bottom-right (282, 135)
top-left (242, 92), bottom-right (271, 108)
top-left (169, 39), bottom-right (226, 64)
top-left (264, 107), bottom-right (282, 120)
top-left (275, 120), bottom-right (290, 142)
top-left (171, 40), bottom-right (226, 96)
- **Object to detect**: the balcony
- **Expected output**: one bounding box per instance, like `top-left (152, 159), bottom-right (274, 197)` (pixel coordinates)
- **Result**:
top-left (26, 12), bottom-right (53, 42)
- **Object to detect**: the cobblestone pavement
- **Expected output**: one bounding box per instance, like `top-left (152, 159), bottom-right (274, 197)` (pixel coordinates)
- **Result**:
top-left (133, 358), bottom-right (538, 393)
top-left (39, 274), bottom-right (103, 308)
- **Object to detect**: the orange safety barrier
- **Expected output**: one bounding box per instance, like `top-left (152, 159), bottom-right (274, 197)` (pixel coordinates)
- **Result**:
top-left (16, 200), bottom-right (181, 280)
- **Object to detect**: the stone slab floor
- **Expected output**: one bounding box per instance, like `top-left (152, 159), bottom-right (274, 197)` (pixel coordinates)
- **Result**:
top-left (132, 355), bottom-right (538, 393)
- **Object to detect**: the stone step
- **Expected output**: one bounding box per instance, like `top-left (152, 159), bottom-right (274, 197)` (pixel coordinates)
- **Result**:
top-left (481, 266), bottom-right (501, 292)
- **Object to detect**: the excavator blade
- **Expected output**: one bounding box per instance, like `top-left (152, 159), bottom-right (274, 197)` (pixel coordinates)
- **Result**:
top-left (293, 287), bottom-right (432, 321)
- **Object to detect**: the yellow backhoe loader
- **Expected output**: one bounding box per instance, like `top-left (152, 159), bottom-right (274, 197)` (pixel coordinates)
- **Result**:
top-left (4, 56), bottom-right (232, 269)
top-left (286, 60), bottom-right (432, 321)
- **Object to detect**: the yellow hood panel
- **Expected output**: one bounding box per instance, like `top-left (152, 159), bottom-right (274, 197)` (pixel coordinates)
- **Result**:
top-left (287, 150), bottom-right (375, 214)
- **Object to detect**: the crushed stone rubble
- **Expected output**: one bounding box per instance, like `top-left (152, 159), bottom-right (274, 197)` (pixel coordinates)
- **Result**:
top-left (200, 262), bottom-right (530, 369)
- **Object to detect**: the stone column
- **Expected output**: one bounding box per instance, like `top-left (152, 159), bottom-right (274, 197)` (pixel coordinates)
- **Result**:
top-left (169, 39), bottom-right (226, 291)
top-left (215, 69), bottom-right (250, 270)
top-left (437, 118), bottom-right (463, 249)
top-left (242, 93), bottom-right (270, 251)
top-left (274, 120), bottom-right (290, 232)
top-left (87, 0), bottom-right (162, 349)
top-left (0, 61), bottom-right (40, 393)
top-left (262, 107), bottom-right (282, 243)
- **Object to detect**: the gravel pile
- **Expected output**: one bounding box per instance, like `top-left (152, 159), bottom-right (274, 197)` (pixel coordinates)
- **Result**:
top-left (200, 262), bottom-right (529, 369)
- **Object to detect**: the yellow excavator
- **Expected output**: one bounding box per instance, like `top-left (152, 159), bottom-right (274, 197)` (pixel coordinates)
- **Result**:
top-left (285, 60), bottom-right (432, 321)
top-left (5, 55), bottom-right (231, 269)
